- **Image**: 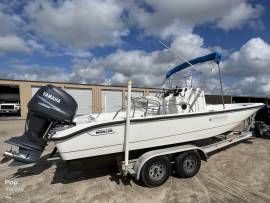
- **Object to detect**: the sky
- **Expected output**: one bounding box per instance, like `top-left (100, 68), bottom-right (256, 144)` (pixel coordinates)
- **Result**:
top-left (0, 0), bottom-right (270, 96)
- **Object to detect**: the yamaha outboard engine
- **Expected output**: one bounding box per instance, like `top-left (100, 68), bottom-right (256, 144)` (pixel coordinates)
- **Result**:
top-left (4, 85), bottom-right (77, 163)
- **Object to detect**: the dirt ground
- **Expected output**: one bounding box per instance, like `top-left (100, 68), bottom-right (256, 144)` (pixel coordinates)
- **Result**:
top-left (0, 120), bottom-right (270, 203)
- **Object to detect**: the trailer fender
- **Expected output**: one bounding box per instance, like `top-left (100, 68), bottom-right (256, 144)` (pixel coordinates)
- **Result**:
top-left (133, 144), bottom-right (201, 180)
top-left (196, 149), bottom-right (207, 162)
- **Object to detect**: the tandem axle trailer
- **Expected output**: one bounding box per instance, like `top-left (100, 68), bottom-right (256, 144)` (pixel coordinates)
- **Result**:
top-left (120, 131), bottom-right (253, 187)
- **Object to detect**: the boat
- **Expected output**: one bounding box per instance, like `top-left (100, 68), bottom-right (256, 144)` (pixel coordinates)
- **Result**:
top-left (3, 52), bottom-right (264, 163)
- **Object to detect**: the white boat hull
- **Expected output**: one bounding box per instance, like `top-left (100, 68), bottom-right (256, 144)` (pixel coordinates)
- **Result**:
top-left (54, 103), bottom-right (263, 160)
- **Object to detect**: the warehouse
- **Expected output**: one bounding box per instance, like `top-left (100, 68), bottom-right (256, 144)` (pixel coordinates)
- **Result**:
top-left (0, 79), bottom-right (269, 118)
top-left (0, 79), bottom-right (159, 118)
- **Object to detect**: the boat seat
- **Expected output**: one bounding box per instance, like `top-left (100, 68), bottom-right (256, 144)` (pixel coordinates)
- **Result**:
top-left (132, 96), bottom-right (161, 115)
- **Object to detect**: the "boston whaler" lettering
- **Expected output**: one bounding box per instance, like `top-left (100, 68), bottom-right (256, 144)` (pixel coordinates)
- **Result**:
top-left (88, 128), bottom-right (115, 136)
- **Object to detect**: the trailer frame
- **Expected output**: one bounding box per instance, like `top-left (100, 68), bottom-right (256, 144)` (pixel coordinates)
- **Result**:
top-left (121, 131), bottom-right (253, 183)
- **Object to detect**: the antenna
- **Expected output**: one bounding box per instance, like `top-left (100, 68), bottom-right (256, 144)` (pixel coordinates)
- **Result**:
top-left (159, 40), bottom-right (197, 88)
top-left (159, 40), bottom-right (196, 70)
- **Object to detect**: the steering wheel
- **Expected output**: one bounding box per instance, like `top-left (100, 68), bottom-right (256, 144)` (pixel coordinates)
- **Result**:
top-left (177, 101), bottom-right (193, 112)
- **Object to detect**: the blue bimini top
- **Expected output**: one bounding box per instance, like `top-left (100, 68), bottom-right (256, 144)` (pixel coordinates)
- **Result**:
top-left (165, 52), bottom-right (222, 79)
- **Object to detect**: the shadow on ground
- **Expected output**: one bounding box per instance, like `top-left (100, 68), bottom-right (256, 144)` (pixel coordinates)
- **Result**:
top-left (4, 152), bottom-right (136, 186)
top-left (4, 136), bottom-right (263, 189)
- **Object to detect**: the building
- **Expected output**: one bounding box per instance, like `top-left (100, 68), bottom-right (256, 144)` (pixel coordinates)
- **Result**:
top-left (0, 79), bottom-right (160, 118)
top-left (0, 79), bottom-right (269, 118)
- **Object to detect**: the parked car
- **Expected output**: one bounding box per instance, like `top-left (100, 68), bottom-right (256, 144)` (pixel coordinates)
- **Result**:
top-left (0, 102), bottom-right (20, 115)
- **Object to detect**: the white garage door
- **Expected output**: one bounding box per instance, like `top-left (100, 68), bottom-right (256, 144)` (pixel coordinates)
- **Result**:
top-left (65, 88), bottom-right (92, 115)
top-left (102, 90), bottom-right (122, 112)
top-left (31, 86), bottom-right (41, 96)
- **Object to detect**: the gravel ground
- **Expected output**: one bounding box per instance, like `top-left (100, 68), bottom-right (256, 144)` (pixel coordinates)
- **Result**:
top-left (0, 120), bottom-right (270, 203)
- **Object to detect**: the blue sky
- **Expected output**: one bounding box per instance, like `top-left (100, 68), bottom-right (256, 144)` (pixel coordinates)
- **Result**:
top-left (0, 0), bottom-right (270, 96)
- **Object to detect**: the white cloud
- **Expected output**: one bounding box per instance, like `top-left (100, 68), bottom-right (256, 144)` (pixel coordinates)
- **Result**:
top-left (0, 35), bottom-right (46, 54)
top-left (101, 48), bottom-right (179, 86)
top-left (101, 49), bottom-right (171, 77)
top-left (25, 0), bottom-right (128, 49)
top-left (0, 35), bottom-right (30, 54)
top-left (0, 6), bottom-right (23, 35)
top-left (62, 50), bottom-right (92, 58)
top-left (222, 37), bottom-right (270, 77)
top-left (71, 58), bottom-right (106, 84)
top-left (110, 72), bottom-right (128, 84)
top-left (4, 36), bottom-right (270, 97)
top-left (3, 60), bottom-right (105, 84)
top-left (171, 34), bottom-right (209, 58)
top-left (216, 3), bottom-right (264, 30)
top-left (5, 64), bottom-right (73, 82)
top-left (127, 0), bottom-right (264, 38)
top-left (226, 76), bottom-right (270, 96)
top-left (0, 0), bottom-right (267, 98)
top-left (26, 39), bottom-right (45, 51)
top-left (0, 0), bottom-right (264, 56)
top-left (217, 37), bottom-right (270, 96)
top-left (90, 36), bottom-right (270, 96)
top-left (67, 33), bottom-right (215, 87)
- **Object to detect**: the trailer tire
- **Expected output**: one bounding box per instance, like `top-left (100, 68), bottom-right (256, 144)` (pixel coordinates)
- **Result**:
top-left (175, 151), bottom-right (201, 178)
top-left (140, 156), bottom-right (171, 187)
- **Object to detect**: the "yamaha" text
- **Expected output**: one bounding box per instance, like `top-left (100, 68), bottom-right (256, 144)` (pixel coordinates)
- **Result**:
top-left (43, 92), bottom-right (61, 103)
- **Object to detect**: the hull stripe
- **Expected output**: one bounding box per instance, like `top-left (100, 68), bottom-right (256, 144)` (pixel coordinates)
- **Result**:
top-left (61, 120), bottom-right (242, 154)
top-left (52, 104), bottom-right (263, 141)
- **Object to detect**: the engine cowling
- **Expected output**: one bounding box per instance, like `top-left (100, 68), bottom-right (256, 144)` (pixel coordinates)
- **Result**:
top-left (28, 85), bottom-right (77, 122)
top-left (4, 85), bottom-right (78, 163)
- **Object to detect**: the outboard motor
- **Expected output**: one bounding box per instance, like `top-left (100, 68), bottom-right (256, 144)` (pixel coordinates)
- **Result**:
top-left (4, 85), bottom-right (78, 163)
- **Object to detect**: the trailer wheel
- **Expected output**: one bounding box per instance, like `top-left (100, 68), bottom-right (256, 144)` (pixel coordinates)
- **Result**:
top-left (254, 122), bottom-right (264, 137)
top-left (175, 151), bottom-right (201, 178)
top-left (140, 156), bottom-right (171, 187)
